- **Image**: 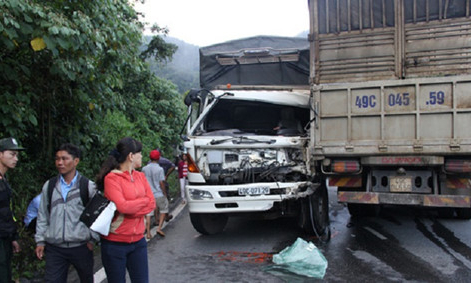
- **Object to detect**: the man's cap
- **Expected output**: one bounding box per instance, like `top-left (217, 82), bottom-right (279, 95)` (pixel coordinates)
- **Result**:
top-left (149, 149), bottom-right (160, 160)
top-left (0, 137), bottom-right (25, 152)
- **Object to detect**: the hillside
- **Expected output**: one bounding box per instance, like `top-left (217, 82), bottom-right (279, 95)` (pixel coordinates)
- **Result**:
top-left (145, 36), bottom-right (200, 93)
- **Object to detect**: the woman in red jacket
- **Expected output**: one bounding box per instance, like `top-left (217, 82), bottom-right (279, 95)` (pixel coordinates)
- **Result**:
top-left (96, 137), bottom-right (155, 283)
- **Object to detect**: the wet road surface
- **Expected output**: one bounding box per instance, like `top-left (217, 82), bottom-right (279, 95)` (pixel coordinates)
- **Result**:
top-left (87, 187), bottom-right (471, 282)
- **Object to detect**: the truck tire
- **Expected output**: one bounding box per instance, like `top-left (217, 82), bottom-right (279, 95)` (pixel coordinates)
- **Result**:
top-left (456, 208), bottom-right (471, 219)
top-left (347, 203), bottom-right (380, 217)
top-left (190, 213), bottom-right (228, 235)
top-left (300, 183), bottom-right (330, 239)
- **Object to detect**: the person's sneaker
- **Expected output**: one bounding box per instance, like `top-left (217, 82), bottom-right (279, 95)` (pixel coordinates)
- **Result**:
top-left (165, 214), bottom-right (173, 222)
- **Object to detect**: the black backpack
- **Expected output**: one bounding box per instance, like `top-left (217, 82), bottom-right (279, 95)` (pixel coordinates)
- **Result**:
top-left (46, 175), bottom-right (90, 213)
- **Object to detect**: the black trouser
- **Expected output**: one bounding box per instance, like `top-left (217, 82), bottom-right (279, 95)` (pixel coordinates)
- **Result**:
top-left (44, 243), bottom-right (94, 283)
top-left (0, 237), bottom-right (13, 283)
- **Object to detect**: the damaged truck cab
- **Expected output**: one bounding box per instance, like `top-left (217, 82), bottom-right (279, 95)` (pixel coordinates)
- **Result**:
top-left (182, 37), bottom-right (329, 236)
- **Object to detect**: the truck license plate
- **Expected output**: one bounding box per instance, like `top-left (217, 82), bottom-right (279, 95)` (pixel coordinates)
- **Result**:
top-left (390, 177), bottom-right (412, 192)
top-left (238, 187), bottom-right (270, 196)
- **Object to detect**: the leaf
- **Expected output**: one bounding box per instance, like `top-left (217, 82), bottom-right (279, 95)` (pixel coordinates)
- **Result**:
top-left (56, 37), bottom-right (70, 49)
top-left (66, 70), bottom-right (76, 80)
top-left (3, 26), bottom-right (19, 39)
top-left (42, 35), bottom-right (56, 52)
top-left (30, 37), bottom-right (46, 51)
top-left (28, 114), bottom-right (37, 126)
top-left (19, 65), bottom-right (31, 76)
top-left (24, 14), bottom-right (33, 23)
top-left (49, 26), bottom-right (59, 35)
top-left (20, 22), bottom-right (34, 34)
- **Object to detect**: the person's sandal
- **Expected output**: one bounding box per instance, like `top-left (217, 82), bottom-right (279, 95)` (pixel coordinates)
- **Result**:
top-left (157, 230), bottom-right (165, 237)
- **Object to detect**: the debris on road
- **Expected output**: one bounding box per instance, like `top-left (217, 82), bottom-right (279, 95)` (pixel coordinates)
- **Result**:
top-left (269, 237), bottom-right (328, 279)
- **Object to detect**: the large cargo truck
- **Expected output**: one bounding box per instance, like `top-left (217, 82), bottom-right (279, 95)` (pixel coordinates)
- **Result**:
top-left (182, 36), bottom-right (329, 236)
top-left (308, 0), bottom-right (471, 217)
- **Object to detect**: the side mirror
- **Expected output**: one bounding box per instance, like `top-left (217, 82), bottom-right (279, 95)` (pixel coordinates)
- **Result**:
top-left (180, 134), bottom-right (190, 142)
top-left (184, 89), bottom-right (201, 106)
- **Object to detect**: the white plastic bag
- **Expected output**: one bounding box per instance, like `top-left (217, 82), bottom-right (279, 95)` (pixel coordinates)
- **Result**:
top-left (90, 201), bottom-right (116, 236)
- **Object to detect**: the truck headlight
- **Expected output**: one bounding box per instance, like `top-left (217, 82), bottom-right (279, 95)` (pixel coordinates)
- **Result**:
top-left (189, 189), bottom-right (213, 200)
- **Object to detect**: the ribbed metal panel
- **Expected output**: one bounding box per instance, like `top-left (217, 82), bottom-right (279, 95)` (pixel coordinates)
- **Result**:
top-left (404, 18), bottom-right (471, 77)
top-left (317, 28), bottom-right (397, 83)
top-left (309, 0), bottom-right (471, 83)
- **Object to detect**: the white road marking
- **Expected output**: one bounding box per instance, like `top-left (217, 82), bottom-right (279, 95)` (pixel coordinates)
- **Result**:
top-left (364, 226), bottom-right (388, 240)
top-left (93, 202), bottom-right (187, 282)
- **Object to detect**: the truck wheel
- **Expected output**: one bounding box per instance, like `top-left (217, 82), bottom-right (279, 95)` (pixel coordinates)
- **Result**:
top-left (456, 208), bottom-right (471, 219)
top-left (301, 184), bottom-right (330, 239)
top-left (347, 203), bottom-right (380, 217)
top-left (190, 213), bottom-right (228, 235)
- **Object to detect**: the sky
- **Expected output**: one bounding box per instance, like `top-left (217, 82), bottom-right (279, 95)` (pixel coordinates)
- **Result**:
top-left (134, 0), bottom-right (309, 47)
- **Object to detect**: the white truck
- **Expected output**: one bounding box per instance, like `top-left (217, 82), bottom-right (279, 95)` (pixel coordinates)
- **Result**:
top-left (182, 36), bottom-right (329, 236)
top-left (308, 0), bottom-right (471, 217)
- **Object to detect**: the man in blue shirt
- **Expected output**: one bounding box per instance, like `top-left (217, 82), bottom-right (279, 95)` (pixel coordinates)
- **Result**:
top-left (35, 143), bottom-right (98, 283)
top-left (24, 193), bottom-right (41, 232)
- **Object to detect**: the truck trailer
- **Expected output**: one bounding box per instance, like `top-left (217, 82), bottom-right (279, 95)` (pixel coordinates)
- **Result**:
top-left (308, 0), bottom-right (471, 217)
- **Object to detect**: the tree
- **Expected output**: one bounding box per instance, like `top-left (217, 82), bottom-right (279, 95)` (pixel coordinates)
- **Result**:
top-left (0, 0), bottom-right (185, 279)
top-left (140, 24), bottom-right (178, 62)
top-left (1, 0), bottom-right (183, 173)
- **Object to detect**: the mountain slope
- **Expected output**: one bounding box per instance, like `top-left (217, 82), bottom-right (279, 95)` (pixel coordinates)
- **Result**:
top-left (146, 36), bottom-right (200, 93)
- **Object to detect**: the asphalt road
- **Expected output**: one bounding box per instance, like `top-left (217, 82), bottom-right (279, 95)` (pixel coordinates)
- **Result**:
top-left (323, 194), bottom-right (471, 282)
top-left (77, 187), bottom-right (471, 282)
top-left (144, 190), bottom-right (471, 282)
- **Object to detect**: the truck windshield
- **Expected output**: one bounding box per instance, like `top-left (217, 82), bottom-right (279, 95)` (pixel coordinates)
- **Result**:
top-left (195, 99), bottom-right (310, 137)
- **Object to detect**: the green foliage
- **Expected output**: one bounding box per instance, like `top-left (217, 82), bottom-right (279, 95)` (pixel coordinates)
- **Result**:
top-left (145, 36), bottom-right (200, 93)
top-left (153, 66), bottom-right (199, 94)
top-left (140, 25), bottom-right (178, 62)
top-left (0, 0), bottom-right (185, 280)
top-left (13, 226), bottom-right (46, 280)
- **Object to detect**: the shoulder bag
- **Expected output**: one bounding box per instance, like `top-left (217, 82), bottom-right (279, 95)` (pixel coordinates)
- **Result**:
top-left (79, 193), bottom-right (116, 236)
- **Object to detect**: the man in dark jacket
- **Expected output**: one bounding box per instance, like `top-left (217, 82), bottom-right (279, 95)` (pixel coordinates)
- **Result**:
top-left (0, 137), bottom-right (25, 282)
top-left (156, 149), bottom-right (176, 199)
